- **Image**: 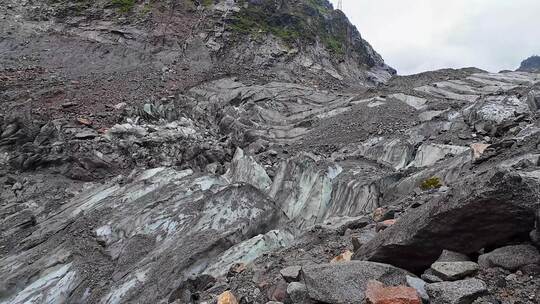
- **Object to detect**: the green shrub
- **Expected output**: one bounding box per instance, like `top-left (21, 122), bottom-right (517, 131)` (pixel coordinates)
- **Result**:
top-left (111, 0), bottom-right (135, 13)
top-left (227, 0), bottom-right (347, 56)
top-left (420, 177), bottom-right (443, 191)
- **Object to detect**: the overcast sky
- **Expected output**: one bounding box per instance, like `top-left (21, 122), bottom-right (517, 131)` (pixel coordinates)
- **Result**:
top-left (329, 0), bottom-right (540, 75)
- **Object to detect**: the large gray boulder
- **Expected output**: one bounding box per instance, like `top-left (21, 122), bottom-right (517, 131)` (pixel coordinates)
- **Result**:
top-left (478, 244), bottom-right (540, 271)
top-left (354, 169), bottom-right (539, 272)
top-left (426, 279), bottom-right (488, 304)
top-left (466, 95), bottom-right (529, 136)
top-left (301, 261), bottom-right (412, 304)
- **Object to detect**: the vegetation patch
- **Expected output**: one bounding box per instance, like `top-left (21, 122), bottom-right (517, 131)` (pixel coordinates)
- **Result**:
top-left (227, 0), bottom-right (347, 56)
top-left (420, 177), bottom-right (443, 191)
top-left (111, 0), bottom-right (136, 13)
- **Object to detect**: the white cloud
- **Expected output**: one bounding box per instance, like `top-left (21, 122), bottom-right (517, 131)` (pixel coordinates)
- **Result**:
top-left (329, 0), bottom-right (540, 75)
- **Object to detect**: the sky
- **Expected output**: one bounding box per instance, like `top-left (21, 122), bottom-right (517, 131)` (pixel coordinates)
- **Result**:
top-left (329, 0), bottom-right (540, 75)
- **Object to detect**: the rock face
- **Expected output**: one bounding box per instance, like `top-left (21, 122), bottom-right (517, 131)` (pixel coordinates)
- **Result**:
top-left (302, 261), bottom-right (412, 303)
top-left (518, 55), bottom-right (540, 72)
top-left (354, 169), bottom-right (539, 272)
top-left (0, 168), bottom-right (290, 303)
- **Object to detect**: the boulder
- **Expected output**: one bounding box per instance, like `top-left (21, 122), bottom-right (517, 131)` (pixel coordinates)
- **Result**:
top-left (466, 95), bottom-right (529, 135)
top-left (365, 280), bottom-right (421, 304)
top-left (223, 148), bottom-right (272, 191)
top-left (426, 279), bottom-right (487, 304)
top-left (470, 143), bottom-right (491, 161)
top-left (302, 261), bottom-right (412, 304)
top-left (286, 282), bottom-right (308, 303)
top-left (372, 207), bottom-right (398, 222)
top-left (533, 209), bottom-right (540, 246)
top-left (74, 129), bottom-right (98, 139)
top-left (280, 266), bottom-right (301, 283)
top-left (354, 170), bottom-right (538, 272)
top-left (410, 144), bottom-right (470, 168)
top-left (218, 291), bottom-right (239, 304)
top-left (478, 244), bottom-right (540, 271)
top-left (406, 275), bottom-right (428, 302)
top-left (331, 250), bottom-right (353, 263)
top-left (376, 219), bottom-right (397, 232)
top-left (421, 272), bottom-right (444, 284)
top-left (430, 262), bottom-right (479, 281)
top-left (527, 90), bottom-right (540, 112)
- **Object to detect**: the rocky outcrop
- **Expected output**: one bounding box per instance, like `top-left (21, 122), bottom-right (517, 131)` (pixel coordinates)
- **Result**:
top-left (3, 1), bottom-right (540, 301)
top-left (0, 166), bottom-right (290, 303)
top-left (354, 169), bottom-right (540, 272)
top-left (518, 55), bottom-right (540, 72)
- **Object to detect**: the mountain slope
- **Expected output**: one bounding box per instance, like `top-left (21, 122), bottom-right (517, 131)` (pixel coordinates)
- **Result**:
top-left (518, 55), bottom-right (540, 72)
top-left (2, 1), bottom-right (540, 304)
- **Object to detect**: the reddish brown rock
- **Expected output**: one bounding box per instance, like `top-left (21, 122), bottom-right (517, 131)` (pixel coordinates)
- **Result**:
top-left (217, 291), bottom-right (239, 304)
top-left (376, 219), bottom-right (397, 232)
top-left (228, 263), bottom-right (247, 275)
top-left (373, 207), bottom-right (386, 222)
top-left (77, 117), bottom-right (93, 126)
top-left (470, 143), bottom-right (491, 160)
top-left (267, 280), bottom-right (288, 302)
top-left (331, 250), bottom-right (353, 263)
top-left (365, 280), bottom-right (421, 304)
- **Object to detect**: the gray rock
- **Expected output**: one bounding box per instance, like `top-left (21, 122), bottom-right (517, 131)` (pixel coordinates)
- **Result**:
top-left (422, 272), bottom-right (444, 283)
top-left (407, 275), bottom-right (429, 302)
top-left (286, 282), bottom-right (308, 303)
top-left (478, 244), bottom-right (540, 271)
top-left (302, 261), bottom-right (411, 304)
top-left (471, 295), bottom-right (502, 304)
top-left (205, 163), bottom-right (219, 174)
top-left (351, 226), bottom-right (377, 251)
top-left (531, 230), bottom-right (540, 246)
top-left (437, 250), bottom-right (471, 262)
top-left (527, 90), bottom-right (540, 112)
top-left (467, 95), bottom-right (529, 136)
top-left (280, 266), bottom-right (301, 283)
top-left (534, 208), bottom-right (540, 245)
top-left (430, 262), bottom-right (479, 281)
top-left (354, 169), bottom-right (538, 272)
top-left (320, 216), bottom-right (370, 235)
top-left (410, 143), bottom-right (470, 168)
top-left (426, 279), bottom-right (488, 304)
top-left (74, 129), bottom-right (97, 139)
top-left (12, 182), bottom-right (23, 191)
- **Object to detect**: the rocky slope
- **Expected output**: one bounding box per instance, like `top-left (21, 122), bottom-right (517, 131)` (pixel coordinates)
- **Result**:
top-left (1, 1), bottom-right (540, 304)
top-left (518, 56), bottom-right (540, 73)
